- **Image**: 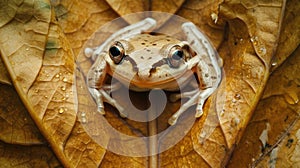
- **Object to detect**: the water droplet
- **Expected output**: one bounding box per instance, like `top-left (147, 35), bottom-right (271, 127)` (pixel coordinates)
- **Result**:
top-left (250, 36), bottom-right (258, 45)
top-left (26, 48), bottom-right (29, 51)
top-left (232, 99), bottom-right (237, 103)
top-left (85, 48), bottom-right (93, 58)
top-left (58, 107), bottom-right (64, 114)
top-left (44, 95), bottom-right (48, 99)
top-left (210, 12), bottom-right (218, 24)
top-left (34, 89), bottom-right (39, 93)
top-left (62, 77), bottom-right (68, 82)
top-left (220, 109), bottom-right (225, 116)
top-left (284, 92), bottom-right (299, 105)
top-left (235, 118), bottom-right (240, 125)
top-left (62, 97), bottom-right (66, 101)
top-left (55, 74), bottom-right (60, 78)
top-left (65, 93), bottom-right (69, 98)
top-left (81, 112), bottom-right (87, 123)
top-left (81, 117), bottom-right (87, 124)
top-left (271, 62), bottom-right (277, 66)
top-left (199, 131), bottom-right (206, 139)
top-left (234, 93), bottom-right (241, 100)
top-left (61, 86), bottom-right (66, 91)
top-left (258, 47), bottom-right (266, 55)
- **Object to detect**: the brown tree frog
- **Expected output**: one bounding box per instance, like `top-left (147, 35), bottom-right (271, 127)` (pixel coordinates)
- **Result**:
top-left (85, 18), bottom-right (222, 125)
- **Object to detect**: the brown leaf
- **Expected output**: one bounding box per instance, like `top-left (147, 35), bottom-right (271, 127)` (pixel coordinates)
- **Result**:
top-left (271, 0), bottom-right (300, 71)
top-left (0, 83), bottom-right (45, 145)
top-left (151, 0), bottom-right (185, 13)
top-left (181, 0), bottom-right (286, 166)
top-left (0, 141), bottom-right (61, 167)
top-left (177, 0), bottom-right (225, 48)
top-left (0, 57), bottom-right (11, 85)
top-left (218, 0), bottom-right (285, 148)
top-left (0, 0), bottom-right (51, 94)
top-left (0, 1), bottom-right (107, 167)
top-left (105, 0), bottom-right (148, 23)
top-left (51, 0), bottom-right (120, 57)
top-left (228, 45), bottom-right (300, 167)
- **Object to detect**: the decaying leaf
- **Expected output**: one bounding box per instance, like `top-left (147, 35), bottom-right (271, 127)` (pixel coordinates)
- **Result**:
top-left (0, 141), bottom-right (61, 168)
top-left (220, 0), bottom-right (285, 146)
top-left (227, 46), bottom-right (300, 167)
top-left (177, 0), bottom-right (225, 48)
top-left (0, 0), bottom-right (298, 167)
top-left (0, 56), bottom-right (11, 85)
top-left (271, 0), bottom-right (300, 71)
top-left (105, 0), bottom-right (148, 23)
top-left (0, 0), bottom-right (51, 95)
top-left (0, 1), bottom-right (105, 167)
top-left (151, 0), bottom-right (185, 14)
top-left (51, 0), bottom-right (120, 57)
top-left (0, 83), bottom-right (45, 145)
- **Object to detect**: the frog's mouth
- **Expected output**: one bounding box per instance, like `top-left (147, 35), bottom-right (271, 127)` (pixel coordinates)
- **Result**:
top-left (108, 65), bottom-right (194, 90)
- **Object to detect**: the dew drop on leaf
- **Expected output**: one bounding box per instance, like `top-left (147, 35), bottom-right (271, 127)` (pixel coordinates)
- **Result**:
top-left (58, 107), bottom-right (64, 114)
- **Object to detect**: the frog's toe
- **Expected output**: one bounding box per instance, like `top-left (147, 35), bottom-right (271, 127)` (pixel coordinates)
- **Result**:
top-left (195, 109), bottom-right (203, 118)
top-left (119, 111), bottom-right (128, 118)
top-left (168, 116), bottom-right (178, 125)
top-left (97, 107), bottom-right (105, 115)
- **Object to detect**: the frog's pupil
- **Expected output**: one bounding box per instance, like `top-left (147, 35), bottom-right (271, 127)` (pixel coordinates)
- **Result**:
top-left (109, 46), bottom-right (120, 57)
top-left (172, 50), bottom-right (183, 60)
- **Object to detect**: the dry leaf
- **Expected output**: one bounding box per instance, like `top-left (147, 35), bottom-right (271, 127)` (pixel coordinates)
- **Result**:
top-left (271, 0), bottom-right (300, 71)
top-left (51, 0), bottom-right (120, 57)
top-left (0, 1), bottom-right (106, 167)
top-left (0, 0), bottom-right (297, 167)
top-left (105, 0), bottom-right (148, 23)
top-left (151, 0), bottom-right (185, 13)
top-left (227, 46), bottom-right (300, 167)
top-left (177, 0), bottom-right (225, 48)
top-left (0, 83), bottom-right (45, 145)
top-left (0, 141), bottom-right (61, 168)
top-left (219, 0), bottom-right (285, 147)
top-left (0, 57), bottom-right (11, 85)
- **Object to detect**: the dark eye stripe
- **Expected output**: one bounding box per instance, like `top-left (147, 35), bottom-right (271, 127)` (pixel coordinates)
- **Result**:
top-left (123, 56), bottom-right (138, 72)
top-left (151, 58), bottom-right (168, 69)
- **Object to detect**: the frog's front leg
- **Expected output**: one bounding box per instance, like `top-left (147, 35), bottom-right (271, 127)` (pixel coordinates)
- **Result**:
top-left (86, 18), bottom-right (157, 117)
top-left (87, 53), bottom-right (107, 115)
top-left (182, 22), bottom-right (222, 118)
top-left (87, 53), bottom-right (126, 117)
top-left (168, 22), bottom-right (222, 125)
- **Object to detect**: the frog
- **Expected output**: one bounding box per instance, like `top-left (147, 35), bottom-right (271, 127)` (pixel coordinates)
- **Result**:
top-left (85, 18), bottom-right (222, 125)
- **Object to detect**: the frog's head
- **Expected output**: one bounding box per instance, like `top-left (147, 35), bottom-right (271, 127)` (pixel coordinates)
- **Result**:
top-left (105, 33), bottom-right (196, 87)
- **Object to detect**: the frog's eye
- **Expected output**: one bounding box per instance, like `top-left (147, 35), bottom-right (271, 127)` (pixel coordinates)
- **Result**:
top-left (168, 46), bottom-right (184, 68)
top-left (109, 42), bottom-right (125, 64)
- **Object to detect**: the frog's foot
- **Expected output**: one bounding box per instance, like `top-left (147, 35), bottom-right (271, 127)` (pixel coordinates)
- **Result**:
top-left (168, 91), bottom-right (200, 125)
top-left (168, 88), bottom-right (216, 125)
top-left (98, 89), bottom-right (127, 118)
top-left (169, 89), bottom-right (198, 102)
top-left (88, 87), bottom-right (127, 118)
top-left (88, 88), bottom-right (106, 115)
top-left (195, 88), bottom-right (216, 118)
